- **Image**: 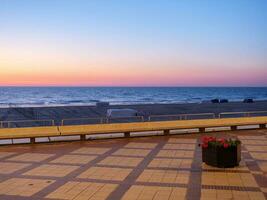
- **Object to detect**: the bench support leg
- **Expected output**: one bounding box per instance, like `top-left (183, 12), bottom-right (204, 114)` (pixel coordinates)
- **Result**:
top-left (80, 135), bottom-right (86, 141)
top-left (124, 132), bottom-right (130, 138)
top-left (260, 124), bottom-right (266, 129)
top-left (164, 130), bottom-right (170, 135)
top-left (231, 126), bottom-right (237, 131)
top-left (199, 128), bottom-right (205, 133)
top-left (30, 138), bottom-right (35, 144)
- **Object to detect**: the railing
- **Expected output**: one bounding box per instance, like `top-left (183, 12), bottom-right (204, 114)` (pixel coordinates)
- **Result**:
top-left (106, 116), bottom-right (144, 123)
top-left (0, 119), bottom-right (55, 128)
top-left (1, 110), bottom-right (266, 128)
top-left (148, 113), bottom-right (216, 122)
top-left (219, 111), bottom-right (267, 118)
top-left (61, 117), bottom-right (104, 126)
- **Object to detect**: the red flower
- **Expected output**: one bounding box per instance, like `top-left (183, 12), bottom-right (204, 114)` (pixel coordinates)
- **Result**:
top-left (202, 143), bottom-right (208, 148)
top-left (223, 143), bottom-right (229, 148)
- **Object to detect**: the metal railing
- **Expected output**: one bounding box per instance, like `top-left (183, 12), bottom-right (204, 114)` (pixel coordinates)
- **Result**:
top-left (219, 111), bottom-right (267, 118)
top-left (106, 116), bottom-right (144, 123)
top-left (0, 119), bottom-right (55, 128)
top-left (61, 117), bottom-right (104, 126)
top-left (148, 113), bottom-right (216, 121)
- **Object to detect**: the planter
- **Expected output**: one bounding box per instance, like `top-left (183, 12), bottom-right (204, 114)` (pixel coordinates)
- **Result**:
top-left (202, 143), bottom-right (241, 168)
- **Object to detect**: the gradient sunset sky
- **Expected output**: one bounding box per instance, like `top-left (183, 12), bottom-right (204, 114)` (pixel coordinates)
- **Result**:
top-left (0, 0), bottom-right (266, 87)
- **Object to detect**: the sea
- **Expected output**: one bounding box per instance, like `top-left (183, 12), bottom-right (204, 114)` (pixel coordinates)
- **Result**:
top-left (0, 87), bottom-right (267, 108)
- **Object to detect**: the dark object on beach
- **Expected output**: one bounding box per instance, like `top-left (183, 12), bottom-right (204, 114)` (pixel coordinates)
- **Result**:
top-left (201, 136), bottom-right (241, 168)
top-left (220, 99), bottom-right (229, 103)
top-left (211, 99), bottom-right (219, 103)
top-left (243, 98), bottom-right (254, 103)
top-left (96, 102), bottom-right (110, 107)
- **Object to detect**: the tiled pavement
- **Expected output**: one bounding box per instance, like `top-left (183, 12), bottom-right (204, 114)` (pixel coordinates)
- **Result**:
top-left (0, 129), bottom-right (267, 199)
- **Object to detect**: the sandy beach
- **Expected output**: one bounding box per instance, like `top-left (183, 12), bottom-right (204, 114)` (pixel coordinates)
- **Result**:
top-left (1, 100), bottom-right (267, 125)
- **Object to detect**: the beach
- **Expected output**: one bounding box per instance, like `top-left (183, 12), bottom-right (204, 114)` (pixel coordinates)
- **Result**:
top-left (1, 100), bottom-right (267, 125)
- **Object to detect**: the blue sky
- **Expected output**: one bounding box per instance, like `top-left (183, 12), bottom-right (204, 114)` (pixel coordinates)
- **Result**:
top-left (0, 0), bottom-right (266, 86)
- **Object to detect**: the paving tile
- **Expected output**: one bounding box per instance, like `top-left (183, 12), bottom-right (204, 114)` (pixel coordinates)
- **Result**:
top-left (0, 162), bottom-right (31, 174)
top-left (121, 185), bottom-right (187, 200)
top-left (46, 181), bottom-right (117, 200)
top-left (23, 164), bottom-right (79, 177)
top-left (245, 145), bottom-right (267, 152)
top-left (0, 178), bottom-right (54, 197)
top-left (112, 148), bottom-right (151, 157)
top-left (124, 142), bottom-right (157, 149)
top-left (148, 158), bottom-right (192, 169)
top-left (50, 155), bottom-right (97, 165)
top-left (167, 138), bottom-right (197, 144)
top-left (137, 169), bottom-right (190, 184)
top-left (241, 140), bottom-right (267, 145)
top-left (0, 152), bottom-right (16, 159)
top-left (200, 189), bottom-right (265, 200)
top-left (78, 166), bottom-right (132, 181)
top-left (202, 160), bottom-right (249, 172)
top-left (163, 143), bottom-right (196, 150)
top-left (250, 152), bottom-right (267, 161)
top-left (238, 136), bottom-right (267, 140)
top-left (7, 153), bottom-right (54, 162)
top-left (98, 156), bottom-right (143, 167)
top-left (156, 150), bottom-right (194, 158)
top-left (71, 147), bottom-right (111, 155)
top-left (201, 171), bottom-right (258, 187)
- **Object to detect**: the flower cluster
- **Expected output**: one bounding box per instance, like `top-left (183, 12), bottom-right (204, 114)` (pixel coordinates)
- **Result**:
top-left (199, 136), bottom-right (241, 149)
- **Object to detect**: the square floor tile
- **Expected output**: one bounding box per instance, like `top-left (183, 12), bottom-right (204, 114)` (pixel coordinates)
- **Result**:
top-left (0, 178), bottom-right (54, 197)
top-left (163, 143), bottom-right (195, 150)
top-left (156, 150), bottom-right (194, 158)
top-left (122, 185), bottom-right (187, 200)
top-left (250, 152), bottom-right (267, 161)
top-left (148, 158), bottom-right (192, 169)
top-left (201, 171), bottom-right (258, 187)
top-left (201, 189), bottom-right (265, 200)
top-left (112, 148), bottom-right (151, 157)
top-left (71, 147), bottom-right (111, 155)
top-left (202, 160), bottom-right (249, 172)
top-left (168, 138), bottom-right (196, 144)
top-left (98, 156), bottom-right (143, 167)
top-left (124, 142), bottom-right (157, 149)
top-left (50, 155), bottom-right (97, 165)
top-left (23, 164), bottom-right (79, 177)
top-left (241, 140), bottom-right (267, 145)
top-left (245, 145), bottom-right (267, 152)
top-left (137, 169), bottom-right (190, 184)
top-left (46, 181), bottom-right (117, 200)
top-left (0, 162), bottom-right (31, 174)
top-left (0, 152), bottom-right (16, 159)
top-left (7, 153), bottom-right (54, 162)
top-left (78, 166), bottom-right (132, 181)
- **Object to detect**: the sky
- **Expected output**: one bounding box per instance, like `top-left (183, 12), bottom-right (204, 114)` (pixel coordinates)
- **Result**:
top-left (0, 0), bottom-right (266, 87)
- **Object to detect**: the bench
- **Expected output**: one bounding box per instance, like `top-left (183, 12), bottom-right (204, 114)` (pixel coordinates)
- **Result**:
top-left (0, 126), bottom-right (60, 143)
top-left (59, 116), bottom-right (267, 139)
top-left (0, 117), bottom-right (266, 143)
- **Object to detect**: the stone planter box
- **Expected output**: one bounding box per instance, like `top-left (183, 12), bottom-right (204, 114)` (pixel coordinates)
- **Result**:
top-left (202, 143), bottom-right (241, 168)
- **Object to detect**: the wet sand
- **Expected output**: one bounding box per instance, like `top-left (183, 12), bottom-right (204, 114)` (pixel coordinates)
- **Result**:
top-left (1, 100), bottom-right (267, 125)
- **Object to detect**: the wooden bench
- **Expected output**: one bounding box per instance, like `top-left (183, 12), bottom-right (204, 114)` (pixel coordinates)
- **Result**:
top-left (0, 126), bottom-right (60, 143)
top-left (0, 117), bottom-right (266, 143)
top-left (59, 116), bottom-right (267, 139)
